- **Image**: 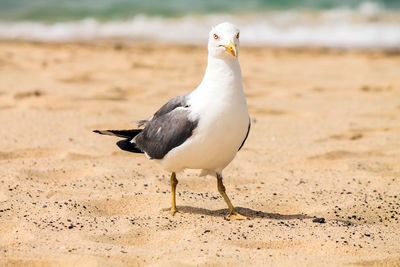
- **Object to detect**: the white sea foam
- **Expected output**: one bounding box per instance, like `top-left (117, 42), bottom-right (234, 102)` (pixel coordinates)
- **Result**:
top-left (0, 10), bottom-right (399, 49)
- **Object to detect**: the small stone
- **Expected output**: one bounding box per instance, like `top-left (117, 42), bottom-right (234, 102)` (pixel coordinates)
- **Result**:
top-left (312, 218), bottom-right (326, 223)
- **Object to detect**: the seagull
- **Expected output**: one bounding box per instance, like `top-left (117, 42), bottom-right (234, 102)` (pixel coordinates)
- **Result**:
top-left (94, 22), bottom-right (250, 220)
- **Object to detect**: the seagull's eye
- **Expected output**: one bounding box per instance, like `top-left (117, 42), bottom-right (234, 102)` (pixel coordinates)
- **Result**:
top-left (236, 32), bottom-right (240, 39)
top-left (213, 34), bottom-right (219, 40)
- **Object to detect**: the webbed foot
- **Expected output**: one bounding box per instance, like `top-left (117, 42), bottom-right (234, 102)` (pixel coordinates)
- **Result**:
top-left (226, 210), bottom-right (247, 220)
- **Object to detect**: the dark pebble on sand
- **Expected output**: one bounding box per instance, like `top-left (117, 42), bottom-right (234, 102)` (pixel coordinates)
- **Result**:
top-left (312, 218), bottom-right (326, 223)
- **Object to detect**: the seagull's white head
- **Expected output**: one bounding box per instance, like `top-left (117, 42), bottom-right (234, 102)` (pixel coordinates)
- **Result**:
top-left (208, 22), bottom-right (240, 59)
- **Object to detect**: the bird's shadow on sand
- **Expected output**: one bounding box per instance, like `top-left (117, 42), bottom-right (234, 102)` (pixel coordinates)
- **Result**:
top-left (171, 206), bottom-right (311, 220)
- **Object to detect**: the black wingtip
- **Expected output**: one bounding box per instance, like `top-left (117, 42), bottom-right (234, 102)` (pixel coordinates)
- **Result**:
top-left (116, 139), bottom-right (144, 154)
top-left (92, 129), bottom-right (142, 138)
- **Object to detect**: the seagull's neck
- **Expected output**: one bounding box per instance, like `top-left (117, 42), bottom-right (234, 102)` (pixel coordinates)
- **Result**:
top-left (199, 56), bottom-right (243, 92)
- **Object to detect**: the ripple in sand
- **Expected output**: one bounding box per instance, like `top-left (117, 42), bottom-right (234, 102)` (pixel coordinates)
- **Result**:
top-left (308, 150), bottom-right (385, 160)
top-left (14, 89), bottom-right (43, 99)
top-left (0, 148), bottom-right (62, 160)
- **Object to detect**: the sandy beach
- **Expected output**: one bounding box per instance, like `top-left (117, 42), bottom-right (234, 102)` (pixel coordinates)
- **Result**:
top-left (0, 41), bottom-right (399, 266)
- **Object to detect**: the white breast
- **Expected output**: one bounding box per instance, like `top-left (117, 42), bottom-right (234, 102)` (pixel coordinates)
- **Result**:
top-left (160, 57), bottom-right (249, 173)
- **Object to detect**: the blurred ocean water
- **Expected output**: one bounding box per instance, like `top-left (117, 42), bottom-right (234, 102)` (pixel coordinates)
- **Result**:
top-left (0, 0), bottom-right (399, 48)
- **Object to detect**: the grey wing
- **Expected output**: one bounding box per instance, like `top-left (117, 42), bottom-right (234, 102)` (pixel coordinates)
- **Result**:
top-left (138, 94), bottom-right (189, 127)
top-left (134, 108), bottom-right (199, 159)
top-left (238, 118), bottom-right (251, 151)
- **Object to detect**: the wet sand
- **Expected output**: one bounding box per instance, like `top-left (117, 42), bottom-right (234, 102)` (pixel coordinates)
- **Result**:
top-left (0, 41), bottom-right (399, 266)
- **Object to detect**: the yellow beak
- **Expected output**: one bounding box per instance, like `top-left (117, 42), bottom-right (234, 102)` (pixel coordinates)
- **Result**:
top-left (224, 41), bottom-right (237, 57)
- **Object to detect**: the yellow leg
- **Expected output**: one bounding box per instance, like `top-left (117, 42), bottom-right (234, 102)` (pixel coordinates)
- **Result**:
top-left (170, 172), bottom-right (178, 214)
top-left (217, 173), bottom-right (246, 220)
